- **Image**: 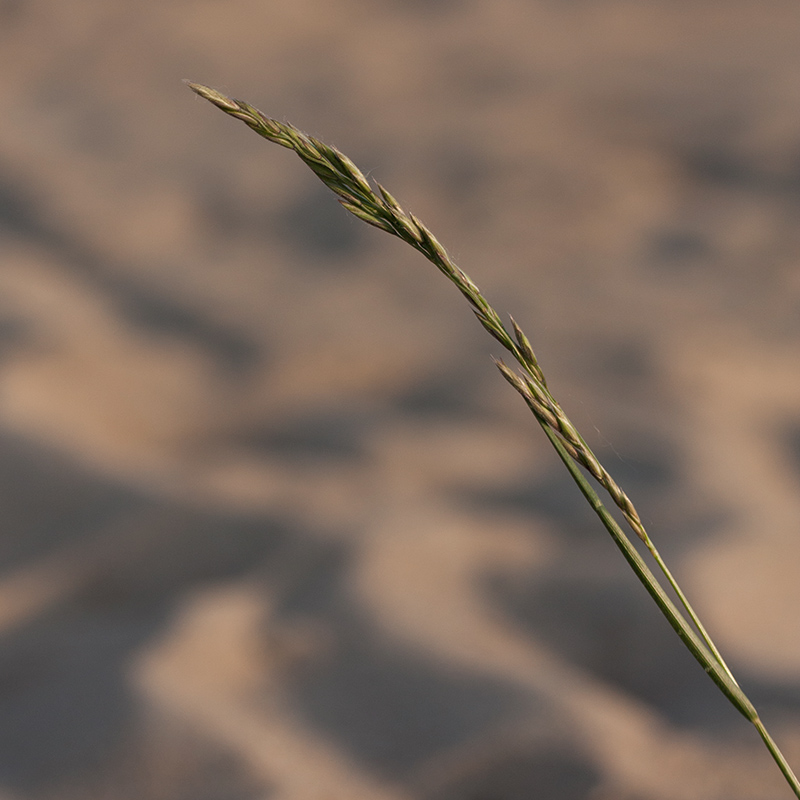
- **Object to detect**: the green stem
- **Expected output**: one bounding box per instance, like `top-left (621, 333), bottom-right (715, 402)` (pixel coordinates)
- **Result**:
top-left (540, 420), bottom-right (800, 797)
top-left (754, 717), bottom-right (800, 798)
top-left (538, 422), bottom-right (753, 719)
top-left (555, 418), bottom-right (737, 682)
top-left (646, 543), bottom-right (737, 683)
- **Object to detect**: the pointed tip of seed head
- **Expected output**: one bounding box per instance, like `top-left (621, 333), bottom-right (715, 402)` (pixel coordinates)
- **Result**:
top-left (510, 315), bottom-right (533, 351)
top-left (509, 316), bottom-right (528, 347)
top-left (185, 81), bottom-right (239, 111)
top-left (493, 356), bottom-right (518, 381)
top-left (184, 80), bottom-right (211, 96)
top-left (377, 183), bottom-right (403, 213)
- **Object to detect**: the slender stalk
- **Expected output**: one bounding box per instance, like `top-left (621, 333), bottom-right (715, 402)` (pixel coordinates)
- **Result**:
top-left (648, 544), bottom-right (737, 682)
top-left (497, 356), bottom-right (738, 682)
top-left (537, 423), bottom-right (750, 716)
top-left (756, 718), bottom-right (800, 795)
top-left (187, 82), bottom-right (800, 797)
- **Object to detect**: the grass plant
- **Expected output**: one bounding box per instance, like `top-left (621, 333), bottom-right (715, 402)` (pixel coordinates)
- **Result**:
top-left (187, 81), bottom-right (800, 797)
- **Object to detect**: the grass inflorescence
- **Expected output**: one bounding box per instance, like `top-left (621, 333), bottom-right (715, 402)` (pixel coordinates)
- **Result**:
top-left (187, 81), bottom-right (800, 797)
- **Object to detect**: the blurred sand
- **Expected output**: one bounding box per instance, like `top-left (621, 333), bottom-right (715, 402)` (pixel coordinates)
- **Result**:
top-left (2, 1), bottom-right (800, 798)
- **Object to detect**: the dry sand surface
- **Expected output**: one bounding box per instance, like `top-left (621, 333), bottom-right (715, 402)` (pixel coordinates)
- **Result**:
top-left (2, 1), bottom-right (800, 798)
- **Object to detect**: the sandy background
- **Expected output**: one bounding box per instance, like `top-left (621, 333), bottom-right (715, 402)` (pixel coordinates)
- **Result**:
top-left (2, 1), bottom-right (800, 798)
